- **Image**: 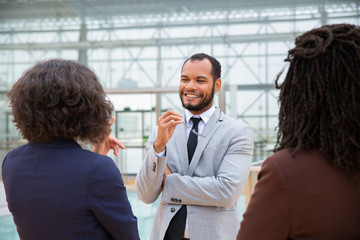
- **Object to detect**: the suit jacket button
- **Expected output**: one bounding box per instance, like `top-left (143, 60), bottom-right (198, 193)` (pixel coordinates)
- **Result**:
top-left (171, 198), bottom-right (175, 202)
top-left (178, 199), bottom-right (182, 203)
top-left (171, 207), bottom-right (175, 212)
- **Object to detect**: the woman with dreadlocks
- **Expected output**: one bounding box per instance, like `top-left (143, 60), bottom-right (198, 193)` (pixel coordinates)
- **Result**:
top-left (237, 23), bottom-right (360, 240)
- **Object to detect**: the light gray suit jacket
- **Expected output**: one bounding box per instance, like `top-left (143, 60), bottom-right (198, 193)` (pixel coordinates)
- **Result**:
top-left (135, 108), bottom-right (254, 240)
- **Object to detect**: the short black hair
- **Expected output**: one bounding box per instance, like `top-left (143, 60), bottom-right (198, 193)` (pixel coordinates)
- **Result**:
top-left (182, 53), bottom-right (221, 82)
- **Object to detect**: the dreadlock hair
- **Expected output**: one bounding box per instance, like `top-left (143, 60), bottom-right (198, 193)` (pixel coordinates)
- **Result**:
top-left (274, 23), bottom-right (360, 174)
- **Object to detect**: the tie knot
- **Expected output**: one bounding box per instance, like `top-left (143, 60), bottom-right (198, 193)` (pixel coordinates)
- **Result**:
top-left (191, 117), bottom-right (201, 126)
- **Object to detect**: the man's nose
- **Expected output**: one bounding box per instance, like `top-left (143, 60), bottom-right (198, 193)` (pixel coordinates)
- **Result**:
top-left (185, 80), bottom-right (196, 90)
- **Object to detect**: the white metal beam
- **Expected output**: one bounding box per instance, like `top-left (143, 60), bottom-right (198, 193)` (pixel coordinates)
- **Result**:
top-left (0, 32), bottom-right (297, 50)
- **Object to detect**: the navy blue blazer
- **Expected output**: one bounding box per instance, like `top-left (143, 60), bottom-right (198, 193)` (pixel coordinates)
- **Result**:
top-left (2, 140), bottom-right (140, 240)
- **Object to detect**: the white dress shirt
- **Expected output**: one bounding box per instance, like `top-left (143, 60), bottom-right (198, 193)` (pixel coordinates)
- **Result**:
top-left (181, 105), bottom-right (216, 238)
top-left (154, 105), bottom-right (216, 238)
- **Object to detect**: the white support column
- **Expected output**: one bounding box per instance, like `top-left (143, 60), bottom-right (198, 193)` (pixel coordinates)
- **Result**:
top-left (229, 84), bottom-right (238, 119)
top-left (218, 81), bottom-right (226, 113)
top-left (78, 23), bottom-right (87, 66)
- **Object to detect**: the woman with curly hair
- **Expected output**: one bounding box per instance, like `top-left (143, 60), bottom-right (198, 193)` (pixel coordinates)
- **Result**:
top-left (2, 59), bottom-right (140, 240)
top-left (237, 23), bottom-right (360, 239)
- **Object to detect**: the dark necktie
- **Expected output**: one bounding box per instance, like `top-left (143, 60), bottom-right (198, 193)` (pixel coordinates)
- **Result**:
top-left (164, 117), bottom-right (201, 240)
top-left (187, 117), bottom-right (201, 163)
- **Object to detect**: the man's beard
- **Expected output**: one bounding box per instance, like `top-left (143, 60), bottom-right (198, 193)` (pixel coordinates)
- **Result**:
top-left (180, 85), bottom-right (215, 112)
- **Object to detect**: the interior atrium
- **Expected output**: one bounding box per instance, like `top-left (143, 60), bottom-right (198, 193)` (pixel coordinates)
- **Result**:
top-left (0, 0), bottom-right (359, 175)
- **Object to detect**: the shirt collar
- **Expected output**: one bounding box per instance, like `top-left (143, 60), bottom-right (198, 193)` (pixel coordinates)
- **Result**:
top-left (185, 105), bottom-right (216, 125)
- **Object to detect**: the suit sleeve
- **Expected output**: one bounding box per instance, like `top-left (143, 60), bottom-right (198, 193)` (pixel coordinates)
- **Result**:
top-left (135, 126), bottom-right (167, 204)
top-left (162, 123), bottom-right (253, 207)
top-left (88, 156), bottom-right (140, 240)
top-left (236, 155), bottom-right (290, 240)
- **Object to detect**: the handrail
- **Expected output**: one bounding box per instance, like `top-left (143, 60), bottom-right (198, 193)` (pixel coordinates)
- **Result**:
top-left (244, 166), bottom-right (261, 207)
top-left (251, 159), bottom-right (265, 166)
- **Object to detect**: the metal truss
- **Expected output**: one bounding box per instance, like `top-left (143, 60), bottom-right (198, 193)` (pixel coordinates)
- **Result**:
top-left (0, 0), bottom-right (359, 162)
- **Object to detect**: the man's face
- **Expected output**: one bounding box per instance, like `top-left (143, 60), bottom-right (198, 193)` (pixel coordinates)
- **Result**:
top-left (179, 59), bottom-right (221, 115)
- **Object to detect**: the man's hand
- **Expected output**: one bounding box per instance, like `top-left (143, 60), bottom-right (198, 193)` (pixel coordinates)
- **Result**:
top-left (154, 110), bottom-right (183, 153)
top-left (161, 165), bottom-right (172, 192)
top-left (92, 116), bottom-right (125, 156)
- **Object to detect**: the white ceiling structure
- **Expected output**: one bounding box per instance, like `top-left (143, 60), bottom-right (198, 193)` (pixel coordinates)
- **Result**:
top-left (0, 0), bottom-right (359, 160)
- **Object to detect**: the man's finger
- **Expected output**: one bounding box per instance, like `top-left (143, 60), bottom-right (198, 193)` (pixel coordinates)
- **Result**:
top-left (158, 111), bottom-right (182, 123)
top-left (164, 119), bottom-right (184, 128)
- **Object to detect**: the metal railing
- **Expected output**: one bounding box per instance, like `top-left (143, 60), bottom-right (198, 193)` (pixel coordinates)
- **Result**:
top-left (244, 166), bottom-right (262, 207)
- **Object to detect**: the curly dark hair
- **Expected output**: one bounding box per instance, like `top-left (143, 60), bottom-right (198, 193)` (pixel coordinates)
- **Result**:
top-left (274, 23), bottom-right (360, 173)
top-left (7, 59), bottom-right (114, 145)
top-left (182, 53), bottom-right (221, 82)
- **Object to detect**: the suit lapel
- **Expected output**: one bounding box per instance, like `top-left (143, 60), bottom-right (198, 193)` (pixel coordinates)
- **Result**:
top-left (174, 116), bottom-right (189, 174)
top-left (188, 108), bottom-right (224, 176)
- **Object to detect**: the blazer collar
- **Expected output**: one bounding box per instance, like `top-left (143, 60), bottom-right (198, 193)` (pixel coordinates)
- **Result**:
top-left (174, 107), bottom-right (223, 175)
top-left (28, 139), bottom-right (82, 148)
top-left (184, 105), bottom-right (216, 126)
top-left (189, 108), bottom-right (223, 175)
top-left (174, 121), bottom-right (188, 174)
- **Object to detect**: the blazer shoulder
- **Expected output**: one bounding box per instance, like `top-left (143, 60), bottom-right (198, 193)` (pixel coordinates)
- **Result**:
top-left (220, 114), bottom-right (254, 137)
top-left (3, 144), bottom-right (29, 166)
top-left (5, 144), bottom-right (27, 156)
top-left (222, 114), bottom-right (251, 128)
top-left (71, 147), bottom-right (113, 162)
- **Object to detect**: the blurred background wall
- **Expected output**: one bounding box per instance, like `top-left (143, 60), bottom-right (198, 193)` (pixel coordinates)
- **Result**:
top-left (0, 0), bottom-right (359, 177)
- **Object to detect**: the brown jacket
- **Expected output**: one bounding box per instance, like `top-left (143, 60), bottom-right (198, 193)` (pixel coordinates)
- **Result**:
top-left (237, 149), bottom-right (360, 240)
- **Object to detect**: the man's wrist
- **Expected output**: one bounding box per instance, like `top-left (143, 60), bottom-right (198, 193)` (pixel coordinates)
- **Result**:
top-left (154, 143), bottom-right (166, 157)
top-left (153, 141), bottom-right (165, 154)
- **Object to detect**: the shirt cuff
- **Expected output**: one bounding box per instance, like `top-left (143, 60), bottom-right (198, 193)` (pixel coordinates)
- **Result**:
top-left (154, 145), bottom-right (166, 157)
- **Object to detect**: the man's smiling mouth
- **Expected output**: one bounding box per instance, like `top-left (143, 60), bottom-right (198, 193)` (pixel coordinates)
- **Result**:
top-left (185, 93), bottom-right (200, 99)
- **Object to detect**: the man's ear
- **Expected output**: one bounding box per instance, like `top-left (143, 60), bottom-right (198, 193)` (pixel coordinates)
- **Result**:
top-left (214, 78), bottom-right (221, 93)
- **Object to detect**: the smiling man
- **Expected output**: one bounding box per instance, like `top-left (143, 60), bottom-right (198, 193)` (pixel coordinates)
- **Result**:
top-left (135, 53), bottom-right (254, 240)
